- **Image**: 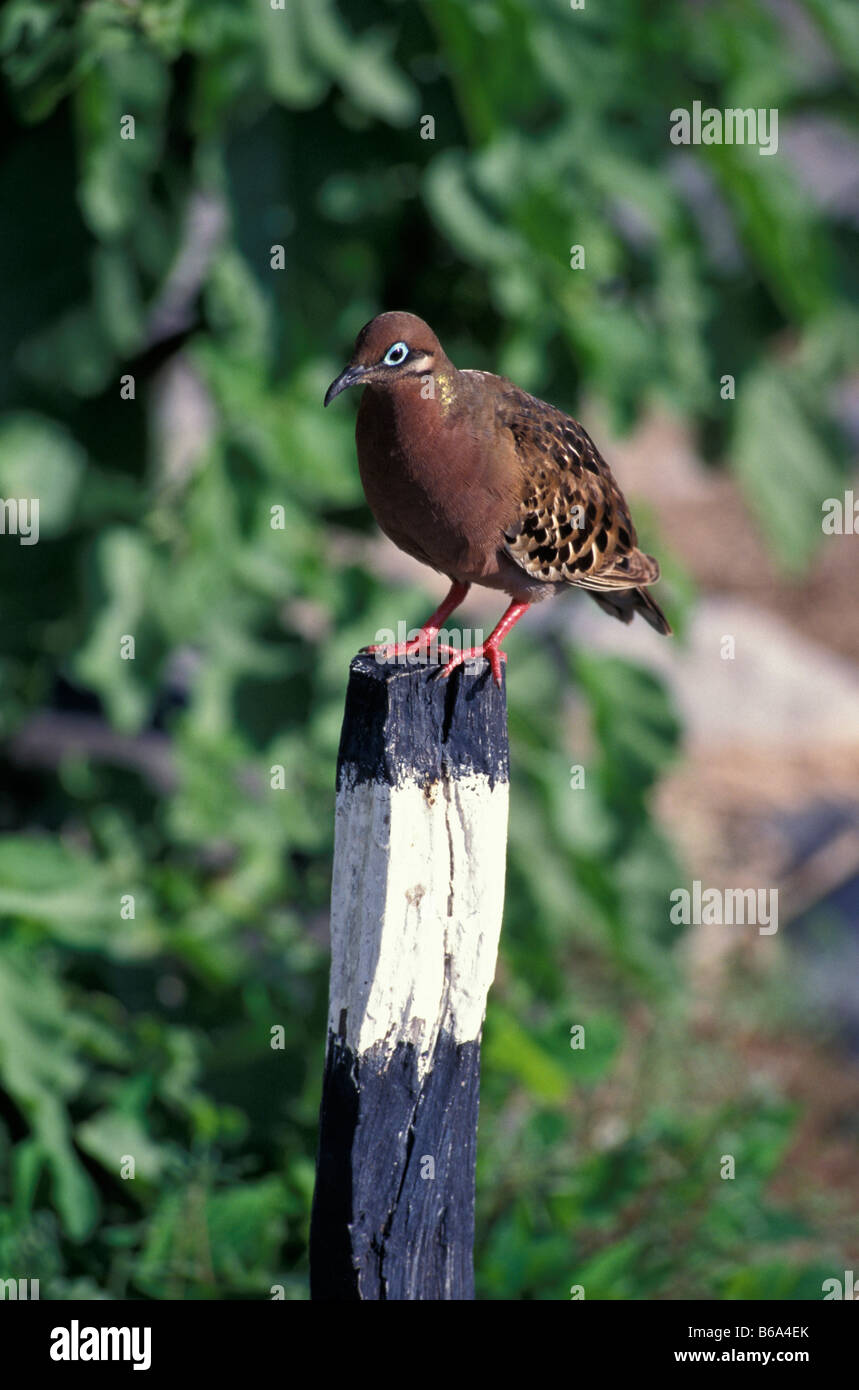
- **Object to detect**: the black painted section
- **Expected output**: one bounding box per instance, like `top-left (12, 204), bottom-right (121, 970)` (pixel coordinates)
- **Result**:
top-left (310, 1031), bottom-right (481, 1301)
top-left (336, 651), bottom-right (509, 792)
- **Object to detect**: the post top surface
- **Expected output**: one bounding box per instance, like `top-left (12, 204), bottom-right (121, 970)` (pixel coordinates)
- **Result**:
top-left (337, 652), bottom-right (510, 790)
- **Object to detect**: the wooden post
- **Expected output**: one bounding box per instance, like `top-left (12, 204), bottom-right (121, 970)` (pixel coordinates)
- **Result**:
top-left (310, 652), bottom-right (510, 1300)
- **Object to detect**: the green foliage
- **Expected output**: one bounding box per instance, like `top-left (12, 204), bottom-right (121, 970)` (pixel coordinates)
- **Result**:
top-left (476, 1095), bottom-right (820, 1301)
top-left (0, 0), bottom-right (854, 1298)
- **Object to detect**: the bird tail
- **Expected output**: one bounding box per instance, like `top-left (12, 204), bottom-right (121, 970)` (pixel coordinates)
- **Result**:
top-left (589, 585), bottom-right (671, 635)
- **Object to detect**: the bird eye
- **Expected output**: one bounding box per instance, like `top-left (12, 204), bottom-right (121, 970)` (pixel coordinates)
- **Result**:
top-left (382, 341), bottom-right (409, 366)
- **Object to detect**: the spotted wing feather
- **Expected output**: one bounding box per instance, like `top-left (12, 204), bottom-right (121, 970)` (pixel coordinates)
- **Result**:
top-left (494, 384), bottom-right (653, 585)
top-left (488, 381), bottom-right (670, 633)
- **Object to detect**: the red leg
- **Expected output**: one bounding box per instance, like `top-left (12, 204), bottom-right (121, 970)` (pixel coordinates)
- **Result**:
top-left (439, 600), bottom-right (530, 686)
top-left (365, 580), bottom-right (471, 661)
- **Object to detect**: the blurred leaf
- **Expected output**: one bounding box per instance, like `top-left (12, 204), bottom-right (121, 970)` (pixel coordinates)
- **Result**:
top-left (484, 1006), bottom-right (569, 1103)
top-left (573, 652), bottom-right (682, 808)
top-left (0, 413), bottom-right (85, 535)
top-left (74, 528), bottom-right (160, 732)
top-left (0, 954), bottom-right (99, 1239)
top-left (76, 1110), bottom-right (171, 1183)
top-left (733, 364), bottom-right (844, 572)
top-left (298, 0), bottom-right (416, 123)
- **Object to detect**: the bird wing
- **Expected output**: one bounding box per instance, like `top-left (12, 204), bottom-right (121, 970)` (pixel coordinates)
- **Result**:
top-left (493, 381), bottom-right (659, 591)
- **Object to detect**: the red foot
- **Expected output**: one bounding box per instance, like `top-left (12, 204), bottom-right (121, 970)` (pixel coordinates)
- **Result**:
top-left (437, 599), bottom-right (530, 686)
top-left (363, 580), bottom-right (472, 666)
top-left (439, 643), bottom-right (508, 686)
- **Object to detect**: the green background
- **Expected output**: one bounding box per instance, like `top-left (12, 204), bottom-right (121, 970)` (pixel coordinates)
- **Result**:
top-left (0, 0), bottom-right (856, 1299)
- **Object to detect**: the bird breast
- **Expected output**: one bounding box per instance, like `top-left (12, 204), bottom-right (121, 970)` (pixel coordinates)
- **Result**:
top-left (355, 382), bottom-right (517, 585)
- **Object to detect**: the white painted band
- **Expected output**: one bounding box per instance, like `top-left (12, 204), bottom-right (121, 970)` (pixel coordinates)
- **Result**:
top-left (328, 772), bottom-right (509, 1078)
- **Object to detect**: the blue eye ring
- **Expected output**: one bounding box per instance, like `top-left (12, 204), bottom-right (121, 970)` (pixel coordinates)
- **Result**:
top-left (382, 341), bottom-right (409, 366)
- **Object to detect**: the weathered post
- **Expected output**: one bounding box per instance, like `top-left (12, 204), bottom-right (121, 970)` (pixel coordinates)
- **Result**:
top-left (310, 652), bottom-right (510, 1300)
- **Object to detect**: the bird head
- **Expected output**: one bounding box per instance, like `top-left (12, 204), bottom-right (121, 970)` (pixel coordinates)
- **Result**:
top-left (324, 311), bottom-right (444, 406)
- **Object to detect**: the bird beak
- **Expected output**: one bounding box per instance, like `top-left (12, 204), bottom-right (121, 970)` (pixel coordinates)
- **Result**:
top-left (324, 363), bottom-right (369, 407)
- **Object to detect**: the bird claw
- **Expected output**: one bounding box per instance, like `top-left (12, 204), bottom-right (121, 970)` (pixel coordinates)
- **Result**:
top-left (438, 644), bottom-right (507, 686)
top-left (363, 638), bottom-right (458, 663)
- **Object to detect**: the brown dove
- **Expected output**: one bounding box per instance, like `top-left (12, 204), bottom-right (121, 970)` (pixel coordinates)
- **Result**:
top-left (324, 311), bottom-right (670, 683)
